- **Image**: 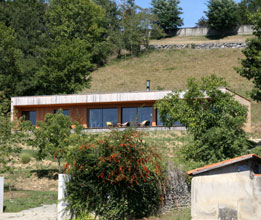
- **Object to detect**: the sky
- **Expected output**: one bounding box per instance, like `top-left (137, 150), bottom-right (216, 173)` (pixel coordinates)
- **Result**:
top-left (135, 0), bottom-right (241, 27)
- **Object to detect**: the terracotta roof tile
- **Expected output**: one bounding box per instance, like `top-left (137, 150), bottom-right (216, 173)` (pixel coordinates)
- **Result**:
top-left (187, 154), bottom-right (261, 176)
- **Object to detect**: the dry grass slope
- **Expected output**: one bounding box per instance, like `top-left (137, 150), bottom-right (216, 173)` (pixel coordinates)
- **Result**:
top-left (82, 48), bottom-right (261, 136)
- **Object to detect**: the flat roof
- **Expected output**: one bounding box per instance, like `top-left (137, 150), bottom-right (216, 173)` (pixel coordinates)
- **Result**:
top-left (11, 90), bottom-right (181, 106)
top-left (11, 87), bottom-right (249, 107)
top-left (187, 154), bottom-right (261, 176)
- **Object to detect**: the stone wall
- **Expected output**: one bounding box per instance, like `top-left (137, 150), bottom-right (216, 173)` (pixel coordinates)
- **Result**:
top-left (162, 165), bottom-right (191, 212)
top-left (149, 42), bottom-right (247, 50)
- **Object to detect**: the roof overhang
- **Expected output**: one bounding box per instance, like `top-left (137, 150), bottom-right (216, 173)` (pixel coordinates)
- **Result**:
top-left (187, 154), bottom-right (261, 176)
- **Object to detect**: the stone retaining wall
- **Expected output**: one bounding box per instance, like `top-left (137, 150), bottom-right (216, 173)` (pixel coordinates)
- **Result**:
top-left (149, 42), bottom-right (247, 50)
top-left (162, 165), bottom-right (191, 212)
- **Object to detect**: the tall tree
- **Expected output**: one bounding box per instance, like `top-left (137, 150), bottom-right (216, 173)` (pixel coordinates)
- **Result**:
top-left (0, 22), bottom-right (24, 98)
top-left (0, 0), bottom-right (48, 97)
top-left (238, 0), bottom-right (261, 24)
top-left (205, 0), bottom-right (239, 36)
top-left (237, 10), bottom-right (261, 101)
top-left (35, 0), bottom-right (109, 95)
top-left (151, 0), bottom-right (183, 35)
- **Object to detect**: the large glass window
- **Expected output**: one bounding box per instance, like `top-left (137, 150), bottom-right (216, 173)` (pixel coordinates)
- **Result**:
top-left (88, 108), bottom-right (117, 128)
top-left (122, 107), bottom-right (152, 126)
top-left (156, 110), bottom-right (182, 127)
top-left (22, 111), bottom-right (36, 125)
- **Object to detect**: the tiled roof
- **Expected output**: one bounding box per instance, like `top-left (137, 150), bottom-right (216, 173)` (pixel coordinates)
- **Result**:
top-left (187, 154), bottom-right (261, 176)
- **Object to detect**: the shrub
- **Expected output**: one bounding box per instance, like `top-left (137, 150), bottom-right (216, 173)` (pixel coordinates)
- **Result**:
top-left (65, 129), bottom-right (165, 220)
top-left (20, 153), bottom-right (31, 164)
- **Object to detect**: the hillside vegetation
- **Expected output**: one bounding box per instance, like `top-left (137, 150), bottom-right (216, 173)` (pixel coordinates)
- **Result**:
top-left (82, 48), bottom-right (261, 136)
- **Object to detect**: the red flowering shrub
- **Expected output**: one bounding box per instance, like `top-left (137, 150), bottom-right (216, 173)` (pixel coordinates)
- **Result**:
top-left (65, 129), bottom-right (165, 220)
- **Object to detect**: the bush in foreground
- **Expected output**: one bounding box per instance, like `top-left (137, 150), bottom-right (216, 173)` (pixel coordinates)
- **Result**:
top-left (65, 129), bottom-right (165, 220)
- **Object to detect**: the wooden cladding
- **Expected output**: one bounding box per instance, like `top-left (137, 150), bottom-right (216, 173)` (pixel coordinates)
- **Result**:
top-left (13, 101), bottom-right (157, 128)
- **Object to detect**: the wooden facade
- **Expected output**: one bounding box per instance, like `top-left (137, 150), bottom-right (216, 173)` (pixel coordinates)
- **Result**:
top-left (11, 89), bottom-right (251, 132)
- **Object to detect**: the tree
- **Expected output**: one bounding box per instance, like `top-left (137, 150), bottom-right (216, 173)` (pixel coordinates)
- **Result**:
top-left (0, 0), bottom-right (48, 97)
top-left (0, 93), bottom-right (29, 173)
top-left (28, 110), bottom-right (84, 173)
top-left (237, 10), bottom-right (261, 101)
top-left (151, 0), bottom-right (183, 35)
top-left (205, 0), bottom-right (239, 36)
top-left (238, 0), bottom-right (261, 24)
top-left (34, 39), bottom-right (94, 95)
top-left (0, 22), bottom-right (24, 99)
top-left (33, 0), bottom-right (110, 95)
top-left (156, 75), bottom-right (249, 165)
top-left (196, 16), bottom-right (208, 28)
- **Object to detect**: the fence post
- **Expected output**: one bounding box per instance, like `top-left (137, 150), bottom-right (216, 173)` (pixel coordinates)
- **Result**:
top-left (58, 174), bottom-right (70, 220)
top-left (0, 177), bottom-right (4, 213)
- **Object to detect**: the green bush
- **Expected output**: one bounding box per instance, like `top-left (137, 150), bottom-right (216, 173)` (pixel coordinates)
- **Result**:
top-left (20, 153), bottom-right (31, 164)
top-left (65, 129), bottom-right (165, 220)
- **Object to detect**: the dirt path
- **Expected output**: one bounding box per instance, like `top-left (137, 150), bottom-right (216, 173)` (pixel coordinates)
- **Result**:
top-left (0, 204), bottom-right (57, 220)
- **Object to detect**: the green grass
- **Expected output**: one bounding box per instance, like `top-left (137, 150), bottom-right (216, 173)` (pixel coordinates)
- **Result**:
top-left (149, 207), bottom-right (191, 220)
top-left (4, 190), bottom-right (57, 212)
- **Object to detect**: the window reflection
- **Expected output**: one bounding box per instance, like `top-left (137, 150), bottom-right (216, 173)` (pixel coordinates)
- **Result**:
top-left (88, 108), bottom-right (117, 128)
top-left (122, 107), bottom-right (152, 126)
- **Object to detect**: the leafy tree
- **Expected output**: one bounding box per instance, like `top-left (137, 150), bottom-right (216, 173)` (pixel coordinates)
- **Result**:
top-left (34, 0), bottom-right (110, 95)
top-left (156, 75), bottom-right (249, 166)
top-left (205, 0), bottom-right (239, 36)
top-left (65, 129), bottom-right (164, 219)
top-left (238, 0), bottom-right (261, 24)
top-left (0, 0), bottom-right (48, 97)
top-left (0, 93), bottom-right (29, 173)
top-left (196, 16), bottom-right (208, 28)
top-left (151, 0), bottom-right (183, 35)
top-left (0, 22), bottom-right (24, 99)
top-left (34, 39), bottom-right (94, 95)
top-left (28, 110), bottom-right (84, 173)
top-left (237, 10), bottom-right (261, 101)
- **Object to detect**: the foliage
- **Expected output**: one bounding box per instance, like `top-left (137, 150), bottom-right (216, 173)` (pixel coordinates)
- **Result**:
top-left (205, 0), bottom-right (239, 35)
top-left (237, 0), bottom-right (261, 24)
top-left (196, 16), bottom-right (208, 28)
top-left (0, 22), bottom-right (24, 99)
top-left (237, 10), bottom-right (261, 102)
top-left (0, 0), bottom-right (48, 97)
top-left (20, 153), bottom-right (31, 164)
top-left (35, 39), bottom-right (94, 95)
top-left (0, 94), bottom-right (29, 173)
top-left (156, 75), bottom-right (249, 165)
top-left (151, 0), bottom-right (183, 35)
top-left (28, 110), bottom-right (84, 173)
top-left (65, 129), bottom-right (164, 220)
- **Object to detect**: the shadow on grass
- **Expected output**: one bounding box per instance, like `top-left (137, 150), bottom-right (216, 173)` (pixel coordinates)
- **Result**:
top-left (30, 169), bottom-right (59, 180)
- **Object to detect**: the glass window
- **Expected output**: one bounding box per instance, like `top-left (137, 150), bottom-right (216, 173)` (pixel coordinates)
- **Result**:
top-left (22, 111), bottom-right (36, 125)
top-left (88, 108), bottom-right (117, 128)
top-left (54, 109), bottom-right (69, 116)
top-left (122, 107), bottom-right (152, 126)
top-left (156, 110), bottom-right (182, 127)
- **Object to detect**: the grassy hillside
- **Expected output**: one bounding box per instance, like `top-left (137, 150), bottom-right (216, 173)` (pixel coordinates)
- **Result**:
top-left (82, 48), bottom-right (261, 136)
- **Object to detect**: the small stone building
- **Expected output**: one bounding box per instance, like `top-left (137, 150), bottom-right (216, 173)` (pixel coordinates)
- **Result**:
top-left (187, 154), bottom-right (261, 220)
